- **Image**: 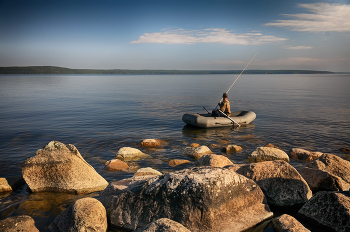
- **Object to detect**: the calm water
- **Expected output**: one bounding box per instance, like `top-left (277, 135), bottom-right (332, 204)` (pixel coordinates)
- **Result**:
top-left (1, 74), bottom-right (350, 231)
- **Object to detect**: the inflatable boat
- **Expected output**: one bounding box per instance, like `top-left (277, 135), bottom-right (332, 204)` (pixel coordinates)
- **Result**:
top-left (182, 110), bottom-right (256, 128)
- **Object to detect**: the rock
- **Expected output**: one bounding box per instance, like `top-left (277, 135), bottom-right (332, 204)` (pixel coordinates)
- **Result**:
top-left (140, 139), bottom-right (161, 148)
top-left (182, 146), bottom-right (212, 160)
top-left (231, 160), bottom-right (312, 207)
top-left (247, 147), bottom-right (289, 163)
top-left (105, 159), bottom-right (129, 171)
top-left (221, 145), bottom-right (242, 153)
top-left (299, 153), bottom-right (350, 191)
top-left (0, 178), bottom-right (12, 193)
top-left (298, 191), bottom-right (350, 232)
top-left (22, 141), bottom-right (108, 195)
top-left (209, 144), bottom-right (220, 149)
top-left (272, 214), bottom-right (310, 232)
top-left (134, 218), bottom-right (191, 232)
top-left (196, 154), bottom-right (233, 167)
top-left (116, 147), bottom-right (151, 161)
top-left (49, 197), bottom-right (107, 232)
top-left (265, 143), bottom-right (282, 150)
top-left (101, 167), bottom-right (273, 232)
top-left (341, 147), bottom-right (350, 153)
top-left (190, 143), bottom-right (200, 147)
top-left (289, 148), bottom-right (322, 162)
top-left (168, 159), bottom-right (191, 167)
top-left (0, 215), bottom-right (39, 232)
top-left (134, 167), bottom-right (162, 177)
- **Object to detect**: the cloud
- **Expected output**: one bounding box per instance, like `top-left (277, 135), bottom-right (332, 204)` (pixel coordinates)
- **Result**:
top-left (130, 28), bottom-right (288, 45)
top-left (283, 46), bottom-right (313, 50)
top-left (265, 3), bottom-right (350, 32)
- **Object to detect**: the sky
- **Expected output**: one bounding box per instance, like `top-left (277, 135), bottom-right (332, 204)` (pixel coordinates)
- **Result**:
top-left (0, 0), bottom-right (349, 72)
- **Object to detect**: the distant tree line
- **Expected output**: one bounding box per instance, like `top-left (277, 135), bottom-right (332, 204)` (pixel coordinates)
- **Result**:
top-left (0, 66), bottom-right (335, 75)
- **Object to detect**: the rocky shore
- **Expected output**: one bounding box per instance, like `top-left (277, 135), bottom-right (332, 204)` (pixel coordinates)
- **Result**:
top-left (1, 140), bottom-right (350, 232)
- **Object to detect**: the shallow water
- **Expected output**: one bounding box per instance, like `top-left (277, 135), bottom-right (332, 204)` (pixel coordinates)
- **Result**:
top-left (0, 74), bottom-right (349, 231)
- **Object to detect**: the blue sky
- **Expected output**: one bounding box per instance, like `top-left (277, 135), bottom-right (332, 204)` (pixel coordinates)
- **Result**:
top-left (0, 0), bottom-right (349, 71)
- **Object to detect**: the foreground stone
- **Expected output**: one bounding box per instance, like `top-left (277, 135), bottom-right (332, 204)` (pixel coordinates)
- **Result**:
top-left (247, 147), bottom-right (289, 163)
top-left (221, 145), bottom-right (242, 153)
top-left (22, 141), bottom-right (108, 194)
top-left (140, 139), bottom-right (161, 148)
top-left (105, 159), bottom-right (129, 171)
top-left (0, 178), bottom-right (12, 193)
top-left (231, 160), bottom-right (312, 206)
top-left (196, 154), bottom-right (233, 167)
top-left (289, 148), bottom-right (322, 162)
top-left (298, 191), bottom-right (350, 232)
top-left (0, 215), bottom-right (39, 232)
top-left (272, 214), bottom-right (310, 232)
top-left (101, 167), bottom-right (273, 232)
top-left (168, 159), bottom-right (191, 167)
top-left (181, 146), bottom-right (212, 160)
top-left (116, 147), bottom-right (151, 161)
top-left (134, 167), bottom-right (162, 177)
top-left (49, 197), bottom-right (107, 232)
top-left (299, 153), bottom-right (350, 191)
top-left (134, 218), bottom-right (191, 232)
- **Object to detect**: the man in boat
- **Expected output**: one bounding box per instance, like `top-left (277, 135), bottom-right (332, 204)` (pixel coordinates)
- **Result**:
top-left (212, 93), bottom-right (231, 117)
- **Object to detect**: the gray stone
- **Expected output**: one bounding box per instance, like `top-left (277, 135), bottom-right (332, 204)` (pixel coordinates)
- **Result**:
top-left (116, 147), bottom-right (151, 161)
top-left (0, 215), bottom-right (39, 232)
top-left (181, 146), bottom-right (212, 160)
top-left (247, 147), bottom-right (289, 163)
top-left (134, 218), bottom-right (191, 232)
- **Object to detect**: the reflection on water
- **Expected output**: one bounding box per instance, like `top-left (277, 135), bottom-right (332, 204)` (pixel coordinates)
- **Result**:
top-left (0, 74), bottom-right (349, 231)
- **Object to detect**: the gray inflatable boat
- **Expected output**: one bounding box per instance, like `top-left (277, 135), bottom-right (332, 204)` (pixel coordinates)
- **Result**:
top-left (182, 110), bottom-right (256, 128)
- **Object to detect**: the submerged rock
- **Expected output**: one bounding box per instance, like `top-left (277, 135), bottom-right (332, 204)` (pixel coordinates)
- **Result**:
top-left (105, 159), bottom-right (129, 171)
top-left (221, 145), bottom-right (242, 153)
top-left (265, 143), bottom-right (282, 150)
top-left (190, 143), bottom-right (200, 147)
top-left (134, 218), bottom-right (191, 232)
top-left (182, 146), bottom-right (212, 160)
top-left (0, 215), bottom-right (39, 232)
top-left (272, 214), bottom-right (310, 232)
top-left (100, 167), bottom-right (273, 232)
top-left (196, 154), bottom-right (233, 167)
top-left (134, 167), bottom-right (162, 177)
top-left (247, 147), bottom-right (289, 163)
top-left (22, 141), bottom-right (108, 194)
top-left (298, 191), bottom-right (350, 232)
top-left (231, 160), bottom-right (312, 207)
top-left (116, 147), bottom-right (151, 161)
top-left (140, 139), bottom-right (161, 148)
top-left (168, 159), bottom-right (191, 167)
top-left (289, 148), bottom-right (322, 162)
top-left (49, 197), bottom-right (107, 232)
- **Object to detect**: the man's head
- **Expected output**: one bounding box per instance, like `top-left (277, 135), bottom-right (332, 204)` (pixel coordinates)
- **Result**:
top-left (223, 93), bottom-right (228, 99)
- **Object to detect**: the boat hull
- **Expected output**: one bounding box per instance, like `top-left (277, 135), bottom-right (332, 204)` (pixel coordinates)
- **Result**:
top-left (182, 111), bottom-right (256, 128)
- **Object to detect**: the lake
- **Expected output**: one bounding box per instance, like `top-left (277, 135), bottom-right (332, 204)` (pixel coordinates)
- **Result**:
top-left (0, 74), bottom-right (349, 231)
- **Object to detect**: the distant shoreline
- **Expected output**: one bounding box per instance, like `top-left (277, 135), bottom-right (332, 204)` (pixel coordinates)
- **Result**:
top-left (0, 66), bottom-right (347, 75)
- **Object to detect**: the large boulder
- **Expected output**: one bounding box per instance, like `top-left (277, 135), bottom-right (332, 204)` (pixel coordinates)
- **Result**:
top-left (22, 141), bottom-right (108, 194)
top-left (100, 167), bottom-right (273, 232)
top-left (134, 218), bottom-right (191, 232)
top-left (182, 146), bottom-right (212, 160)
top-left (0, 178), bottom-right (12, 193)
top-left (272, 214), bottom-right (310, 232)
top-left (196, 154), bottom-right (233, 167)
top-left (298, 191), bottom-right (350, 232)
top-left (116, 147), bottom-right (151, 161)
top-left (299, 153), bottom-right (350, 191)
top-left (231, 160), bottom-right (312, 207)
top-left (247, 147), bottom-right (289, 163)
top-left (289, 148), bottom-right (322, 162)
top-left (0, 215), bottom-right (39, 232)
top-left (49, 197), bottom-right (107, 232)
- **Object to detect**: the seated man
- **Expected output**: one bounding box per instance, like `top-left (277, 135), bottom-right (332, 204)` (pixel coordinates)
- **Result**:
top-left (212, 93), bottom-right (231, 117)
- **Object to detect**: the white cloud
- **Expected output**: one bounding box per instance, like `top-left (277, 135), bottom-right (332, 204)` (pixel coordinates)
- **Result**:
top-left (265, 3), bottom-right (350, 32)
top-left (130, 28), bottom-right (288, 45)
top-left (284, 46), bottom-right (313, 50)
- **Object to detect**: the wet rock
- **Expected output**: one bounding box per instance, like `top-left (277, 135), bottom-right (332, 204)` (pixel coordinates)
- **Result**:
top-left (231, 160), bottom-right (312, 207)
top-left (0, 178), bottom-right (12, 193)
top-left (182, 146), bottom-right (212, 160)
top-left (101, 167), bottom-right (273, 232)
top-left (341, 147), bottom-right (350, 153)
top-left (209, 144), bottom-right (220, 149)
top-left (168, 159), bottom-right (191, 167)
top-left (221, 145), bottom-right (242, 153)
top-left (247, 147), bottom-right (289, 163)
top-left (134, 167), bottom-right (162, 177)
top-left (140, 139), bottom-right (161, 148)
top-left (134, 218), bottom-right (191, 232)
top-left (105, 159), bottom-right (129, 171)
top-left (196, 154), bottom-right (233, 167)
top-left (272, 214), bottom-right (310, 232)
top-left (265, 143), bottom-right (282, 150)
top-left (116, 147), bottom-right (151, 161)
top-left (190, 143), bottom-right (200, 147)
top-left (289, 148), bottom-right (322, 162)
top-left (0, 215), bottom-right (39, 232)
top-left (22, 141), bottom-right (108, 195)
top-left (298, 191), bottom-right (350, 232)
top-left (299, 153), bottom-right (350, 191)
top-left (49, 197), bottom-right (107, 232)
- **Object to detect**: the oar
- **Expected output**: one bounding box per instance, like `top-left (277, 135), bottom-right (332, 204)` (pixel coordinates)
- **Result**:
top-left (203, 106), bottom-right (210, 114)
top-left (217, 108), bottom-right (241, 127)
